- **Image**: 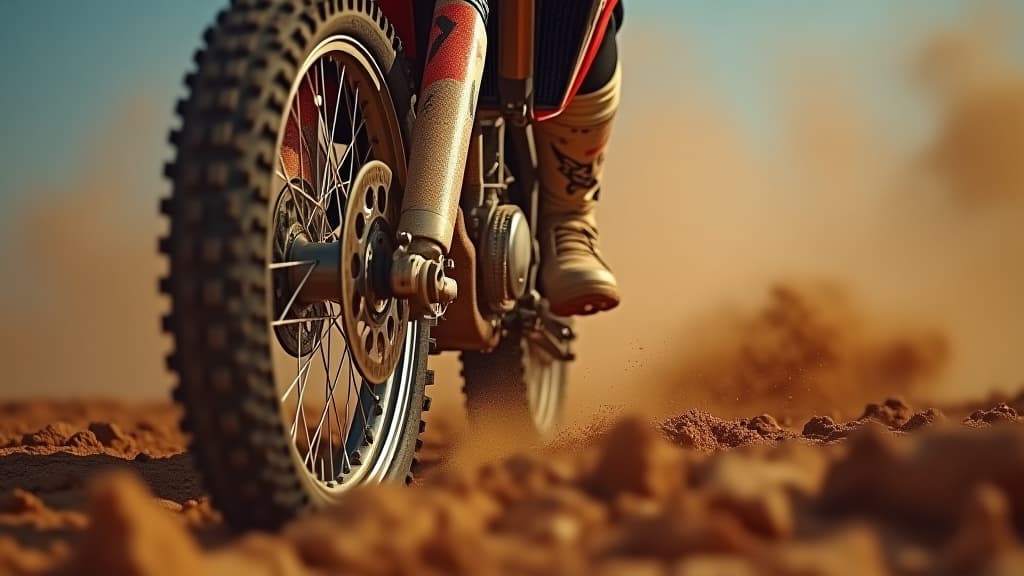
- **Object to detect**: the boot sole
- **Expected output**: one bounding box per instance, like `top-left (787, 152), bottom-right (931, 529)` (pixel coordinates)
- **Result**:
top-left (549, 292), bottom-right (620, 317)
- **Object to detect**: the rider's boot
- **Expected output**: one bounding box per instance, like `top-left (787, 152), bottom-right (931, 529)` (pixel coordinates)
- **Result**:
top-left (534, 63), bottom-right (622, 317)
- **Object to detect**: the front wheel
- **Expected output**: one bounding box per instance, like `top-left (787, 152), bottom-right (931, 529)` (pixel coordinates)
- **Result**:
top-left (161, 0), bottom-right (429, 530)
top-left (461, 330), bottom-right (569, 438)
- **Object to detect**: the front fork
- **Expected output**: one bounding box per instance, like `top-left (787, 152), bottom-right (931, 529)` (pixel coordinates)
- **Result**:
top-left (390, 0), bottom-right (490, 315)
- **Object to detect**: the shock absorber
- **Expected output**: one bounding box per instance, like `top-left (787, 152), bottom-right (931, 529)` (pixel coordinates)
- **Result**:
top-left (391, 0), bottom-right (489, 314)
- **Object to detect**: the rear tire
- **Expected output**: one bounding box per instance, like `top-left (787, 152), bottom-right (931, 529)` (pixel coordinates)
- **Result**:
top-left (461, 330), bottom-right (568, 438)
top-left (161, 0), bottom-right (428, 530)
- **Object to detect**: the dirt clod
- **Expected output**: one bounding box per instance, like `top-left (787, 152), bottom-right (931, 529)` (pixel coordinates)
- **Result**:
top-left (964, 403), bottom-right (1020, 427)
top-left (87, 422), bottom-right (126, 447)
top-left (70, 472), bottom-right (203, 576)
top-left (801, 415), bottom-right (859, 441)
top-left (859, 397), bottom-right (913, 427)
top-left (21, 423), bottom-right (76, 447)
top-left (64, 431), bottom-right (102, 451)
top-left (659, 410), bottom-right (781, 452)
top-left (588, 418), bottom-right (685, 500)
top-left (901, 408), bottom-right (946, 431)
top-left (3, 491), bottom-right (45, 515)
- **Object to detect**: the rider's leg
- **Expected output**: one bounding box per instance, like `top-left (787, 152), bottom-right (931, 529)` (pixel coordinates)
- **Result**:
top-left (534, 11), bottom-right (622, 317)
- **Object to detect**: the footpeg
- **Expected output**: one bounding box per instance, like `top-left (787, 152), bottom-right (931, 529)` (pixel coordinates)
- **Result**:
top-left (517, 292), bottom-right (576, 362)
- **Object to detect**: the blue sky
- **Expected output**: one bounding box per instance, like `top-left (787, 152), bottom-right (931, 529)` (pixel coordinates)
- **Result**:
top-left (0, 2), bottom-right (221, 217)
top-left (0, 0), bottom-right (1017, 215)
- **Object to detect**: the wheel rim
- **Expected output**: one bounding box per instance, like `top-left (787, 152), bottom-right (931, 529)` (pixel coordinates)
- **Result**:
top-left (265, 35), bottom-right (413, 494)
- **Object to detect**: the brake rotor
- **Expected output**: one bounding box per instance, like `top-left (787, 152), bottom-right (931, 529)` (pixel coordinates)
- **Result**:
top-left (341, 160), bottom-right (408, 384)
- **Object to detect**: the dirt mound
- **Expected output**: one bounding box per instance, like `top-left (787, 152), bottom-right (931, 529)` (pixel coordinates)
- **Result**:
top-left (0, 400), bottom-right (185, 458)
top-left (2, 398), bottom-right (1023, 576)
top-left (659, 283), bottom-right (950, 421)
top-left (964, 403), bottom-right (1021, 427)
top-left (655, 397), bottom-right (951, 449)
top-left (0, 400), bottom-right (217, 572)
top-left (659, 411), bottom-right (792, 452)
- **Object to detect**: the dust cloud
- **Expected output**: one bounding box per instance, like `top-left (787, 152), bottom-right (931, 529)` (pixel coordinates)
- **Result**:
top-left (564, 7), bottom-right (1024, 425)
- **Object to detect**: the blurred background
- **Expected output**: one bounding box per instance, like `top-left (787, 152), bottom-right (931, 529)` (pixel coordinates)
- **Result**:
top-left (0, 1), bottom-right (1021, 423)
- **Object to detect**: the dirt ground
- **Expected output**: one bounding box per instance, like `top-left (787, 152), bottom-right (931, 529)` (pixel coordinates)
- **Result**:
top-left (1, 392), bottom-right (1023, 576)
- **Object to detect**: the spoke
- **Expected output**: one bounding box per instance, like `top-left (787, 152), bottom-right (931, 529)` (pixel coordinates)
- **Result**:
top-left (344, 86), bottom-right (361, 195)
top-left (305, 350), bottom-right (348, 468)
top-left (316, 59), bottom-right (335, 202)
top-left (309, 66), bottom-right (321, 239)
top-left (313, 60), bottom-right (347, 244)
top-left (352, 366), bottom-right (371, 430)
top-left (340, 435), bottom-right (352, 475)
top-left (328, 63), bottom-right (348, 233)
top-left (310, 320), bottom-right (332, 469)
top-left (335, 315), bottom-right (355, 473)
top-left (295, 84), bottom-right (308, 213)
top-left (328, 312), bottom-right (358, 458)
top-left (291, 89), bottom-right (324, 236)
top-left (293, 324), bottom-right (313, 454)
top-left (281, 358), bottom-right (312, 405)
top-left (275, 160), bottom-right (316, 235)
top-left (276, 261), bottom-right (317, 323)
top-left (328, 305), bottom-right (349, 475)
top-left (330, 118), bottom-right (366, 195)
top-left (307, 66), bottom-right (319, 223)
top-left (326, 302), bottom-right (336, 481)
top-left (291, 324), bottom-right (307, 437)
top-left (280, 310), bottom-right (338, 403)
top-left (271, 315), bottom-right (335, 327)
top-left (286, 106), bottom-right (311, 232)
top-left (275, 170), bottom-right (328, 217)
top-left (360, 141), bottom-right (373, 166)
top-left (344, 354), bottom-right (355, 454)
top-left (276, 144), bottom-right (310, 231)
top-left (269, 260), bottom-right (317, 271)
top-left (278, 303), bottom-right (348, 470)
top-left (314, 311), bottom-right (336, 468)
top-left (330, 373), bottom-right (345, 477)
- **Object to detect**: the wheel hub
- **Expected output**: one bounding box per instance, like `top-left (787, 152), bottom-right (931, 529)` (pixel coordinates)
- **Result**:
top-left (270, 165), bottom-right (407, 384)
top-left (364, 221), bottom-right (395, 319)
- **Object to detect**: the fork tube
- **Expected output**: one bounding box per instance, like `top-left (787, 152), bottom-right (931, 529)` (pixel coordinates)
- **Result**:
top-left (397, 0), bottom-right (489, 259)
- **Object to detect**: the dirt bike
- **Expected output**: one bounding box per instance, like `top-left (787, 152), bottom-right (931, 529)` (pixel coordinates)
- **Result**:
top-left (160, 0), bottom-right (619, 529)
